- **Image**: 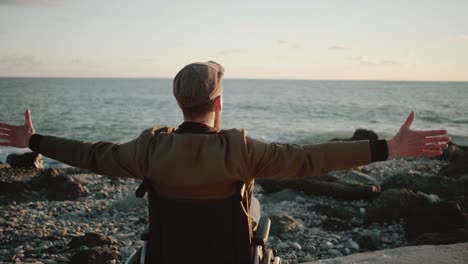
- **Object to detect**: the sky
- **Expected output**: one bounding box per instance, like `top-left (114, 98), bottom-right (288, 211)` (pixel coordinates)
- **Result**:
top-left (0, 0), bottom-right (467, 81)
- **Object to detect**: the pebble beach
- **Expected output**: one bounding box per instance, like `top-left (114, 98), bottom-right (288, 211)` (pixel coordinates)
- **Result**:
top-left (2, 153), bottom-right (460, 264)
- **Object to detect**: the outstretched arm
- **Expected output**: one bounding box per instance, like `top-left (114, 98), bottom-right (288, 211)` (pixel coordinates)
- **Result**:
top-left (0, 109), bottom-right (148, 179)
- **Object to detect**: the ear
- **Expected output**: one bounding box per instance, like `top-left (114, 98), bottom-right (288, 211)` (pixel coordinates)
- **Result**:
top-left (213, 96), bottom-right (223, 112)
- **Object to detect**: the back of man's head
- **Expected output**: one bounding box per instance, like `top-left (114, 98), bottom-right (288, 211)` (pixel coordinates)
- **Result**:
top-left (173, 61), bottom-right (225, 115)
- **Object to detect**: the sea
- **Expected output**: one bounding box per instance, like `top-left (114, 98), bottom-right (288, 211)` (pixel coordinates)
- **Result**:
top-left (0, 78), bottom-right (467, 167)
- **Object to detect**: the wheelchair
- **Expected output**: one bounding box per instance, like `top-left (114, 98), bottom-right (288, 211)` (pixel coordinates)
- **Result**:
top-left (125, 180), bottom-right (281, 264)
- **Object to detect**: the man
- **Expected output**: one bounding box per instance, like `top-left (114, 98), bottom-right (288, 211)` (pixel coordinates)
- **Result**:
top-left (0, 61), bottom-right (450, 261)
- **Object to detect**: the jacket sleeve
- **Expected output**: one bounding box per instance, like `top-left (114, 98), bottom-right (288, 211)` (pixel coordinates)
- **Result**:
top-left (244, 136), bottom-right (372, 180)
top-left (31, 129), bottom-right (155, 179)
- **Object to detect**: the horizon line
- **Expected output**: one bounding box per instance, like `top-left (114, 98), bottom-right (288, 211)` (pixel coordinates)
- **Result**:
top-left (0, 76), bottom-right (467, 83)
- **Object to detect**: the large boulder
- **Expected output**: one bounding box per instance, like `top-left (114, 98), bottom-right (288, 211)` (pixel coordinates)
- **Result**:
top-left (45, 175), bottom-right (88, 201)
top-left (332, 129), bottom-right (378, 141)
top-left (269, 212), bottom-right (304, 235)
top-left (71, 248), bottom-right (120, 264)
top-left (365, 189), bottom-right (468, 238)
top-left (6, 152), bottom-right (44, 169)
top-left (69, 232), bottom-right (120, 249)
top-left (381, 172), bottom-right (466, 199)
top-left (438, 151), bottom-right (468, 179)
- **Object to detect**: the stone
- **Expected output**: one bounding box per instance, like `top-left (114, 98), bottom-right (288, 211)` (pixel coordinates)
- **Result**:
top-left (322, 217), bottom-right (353, 231)
top-left (309, 204), bottom-right (358, 220)
top-left (343, 239), bottom-right (360, 252)
top-left (7, 152), bottom-right (44, 169)
top-left (331, 128), bottom-right (378, 141)
top-left (357, 231), bottom-right (380, 250)
top-left (45, 175), bottom-right (88, 201)
top-left (261, 189), bottom-right (303, 204)
top-left (381, 172), bottom-right (465, 199)
top-left (69, 232), bottom-right (120, 249)
top-left (337, 170), bottom-right (378, 185)
top-left (70, 248), bottom-right (119, 264)
top-left (269, 213), bottom-right (304, 235)
top-left (438, 150), bottom-right (468, 179)
top-left (328, 249), bottom-right (343, 258)
top-left (290, 242), bottom-right (302, 250)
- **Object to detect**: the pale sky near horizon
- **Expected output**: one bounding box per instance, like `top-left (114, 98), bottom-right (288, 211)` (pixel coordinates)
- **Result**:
top-left (0, 0), bottom-right (467, 81)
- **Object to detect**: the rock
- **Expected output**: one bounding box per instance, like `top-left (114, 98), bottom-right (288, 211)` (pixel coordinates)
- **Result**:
top-left (365, 188), bottom-right (429, 223)
top-left (343, 239), bottom-right (360, 252)
top-left (438, 150), bottom-right (468, 179)
top-left (322, 217), bottom-right (353, 231)
top-left (70, 248), bottom-right (120, 264)
top-left (269, 213), bottom-right (304, 235)
top-left (257, 177), bottom-right (380, 201)
top-left (308, 204), bottom-right (358, 220)
top-left (357, 231), bottom-right (381, 250)
top-left (45, 175), bottom-right (88, 201)
top-left (276, 242), bottom-right (289, 250)
top-left (0, 162), bottom-right (11, 169)
top-left (337, 170), bottom-right (378, 185)
top-left (438, 141), bottom-right (464, 162)
top-left (0, 180), bottom-right (28, 195)
top-left (381, 172), bottom-right (465, 199)
top-left (261, 189), bottom-right (303, 204)
top-left (290, 242), bottom-right (302, 250)
top-left (7, 152), bottom-right (44, 169)
top-left (69, 232), bottom-right (120, 249)
top-left (366, 188), bottom-right (468, 238)
top-left (328, 249), bottom-right (343, 258)
top-left (409, 229), bottom-right (468, 245)
top-left (331, 129), bottom-right (378, 141)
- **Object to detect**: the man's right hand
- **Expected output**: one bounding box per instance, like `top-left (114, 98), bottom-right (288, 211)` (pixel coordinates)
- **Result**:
top-left (0, 109), bottom-right (36, 148)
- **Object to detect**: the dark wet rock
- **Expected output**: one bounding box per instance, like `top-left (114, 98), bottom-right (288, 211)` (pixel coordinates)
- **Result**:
top-left (409, 229), bottom-right (468, 245)
top-left (6, 152), bottom-right (44, 169)
top-left (45, 175), bottom-right (88, 201)
top-left (332, 129), bottom-right (378, 141)
top-left (357, 230), bottom-right (380, 250)
top-left (365, 188), bottom-right (468, 238)
top-left (381, 172), bottom-right (466, 199)
top-left (269, 212), bottom-right (304, 235)
top-left (70, 248), bottom-right (120, 264)
top-left (322, 217), bottom-right (353, 231)
top-left (69, 232), bottom-right (120, 249)
top-left (438, 142), bottom-right (465, 162)
top-left (257, 177), bottom-right (380, 201)
top-left (336, 170), bottom-right (378, 185)
top-left (406, 201), bottom-right (468, 238)
top-left (309, 204), bottom-right (358, 220)
top-left (365, 188), bottom-right (433, 223)
top-left (438, 151), bottom-right (468, 179)
top-left (261, 189), bottom-right (304, 204)
top-left (0, 180), bottom-right (28, 195)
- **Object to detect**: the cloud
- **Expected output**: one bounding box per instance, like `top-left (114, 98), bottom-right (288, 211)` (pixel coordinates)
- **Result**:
top-left (350, 56), bottom-right (399, 66)
top-left (0, 55), bottom-right (40, 69)
top-left (277, 40), bottom-right (300, 49)
top-left (216, 49), bottom-right (244, 56)
top-left (0, 0), bottom-right (62, 7)
top-left (328, 45), bottom-right (347, 50)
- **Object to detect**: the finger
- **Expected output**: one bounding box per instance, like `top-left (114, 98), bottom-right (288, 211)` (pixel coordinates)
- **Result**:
top-left (423, 144), bottom-right (448, 151)
top-left (424, 136), bottom-right (451, 144)
top-left (0, 135), bottom-right (10, 140)
top-left (403, 111), bottom-right (415, 128)
top-left (0, 128), bottom-right (10, 134)
top-left (0, 123), bottom-right (14, 130)
top-left (25, 109), bottom-right (33, 127)
top-left (419, 130), bottom-right (448, 137)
